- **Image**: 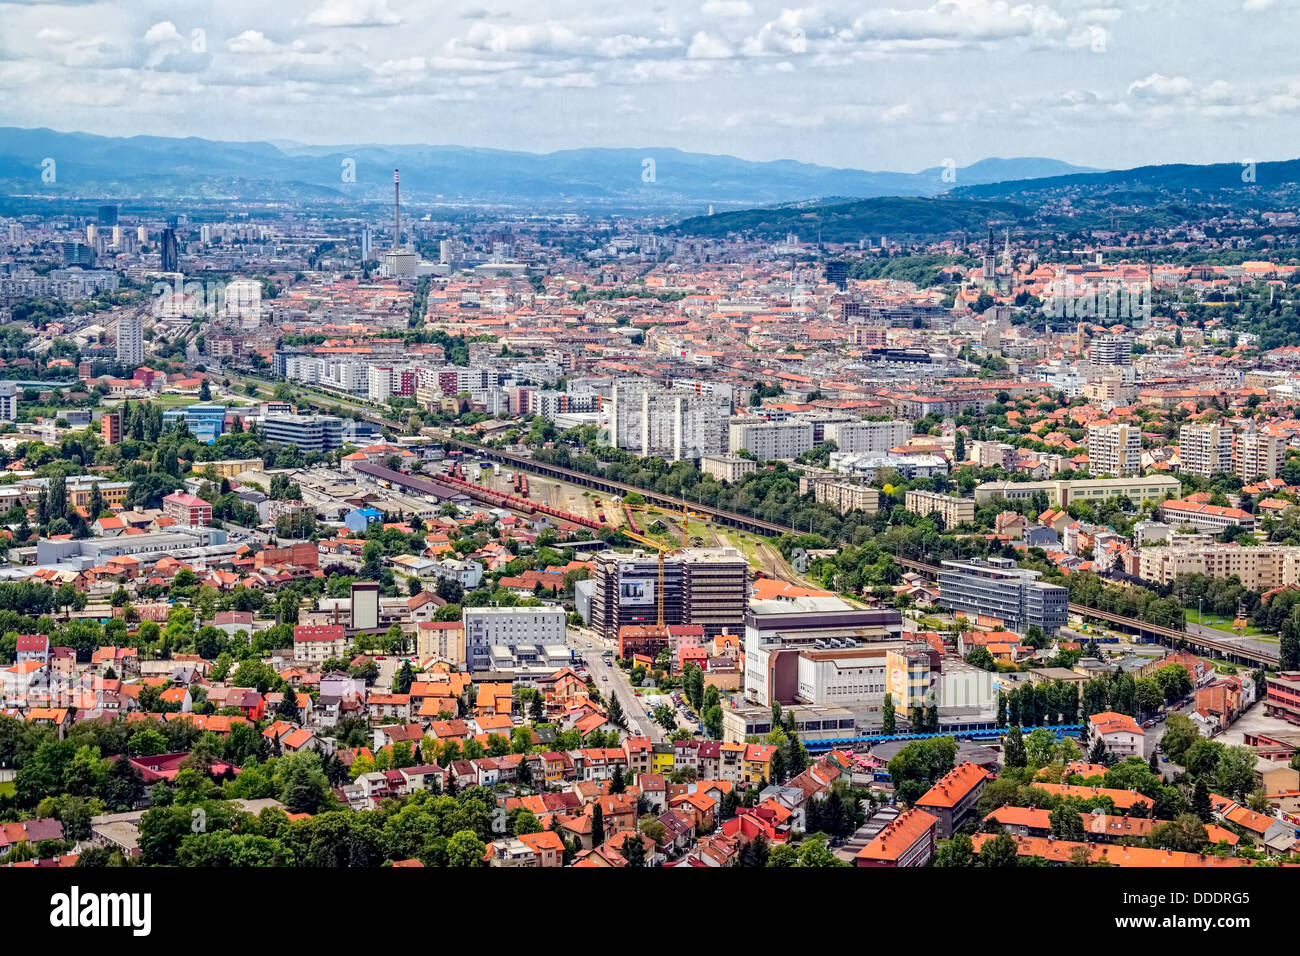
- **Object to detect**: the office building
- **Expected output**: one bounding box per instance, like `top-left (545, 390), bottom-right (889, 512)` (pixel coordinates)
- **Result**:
top-left (743, 594), bottom-right (903, 707)
top-left (938, 557), bottom-right (1068, 635)
top-left (0, 382), bottom-right (16, 423)
top-left (728, 418), bottom-right (814, 461)
top-left (116, 314), bottom-right (143, 367)
top-left (609, 380), bottom-right (729, 462)
top-left (1234, 424), bottom-right (1283, 483)
top-left (1179, 422), bottom-right (1234, 478)
top-left (1086, 422), bottom-right (1141, 477)
top-left (588, 548), bottom-right (749, 640)
top-left (262, 415), bottom-right (349, 453)
top-left (160, 228), bottom-right (179, 272)
top-left (163, 404), bottom-right (227, 443)
top-left (60, 242), bottom-right (95, 268)
top-left (97, 204), bottom-right (119, 227)
top-left (974, 474), bottom-right (1180, 507)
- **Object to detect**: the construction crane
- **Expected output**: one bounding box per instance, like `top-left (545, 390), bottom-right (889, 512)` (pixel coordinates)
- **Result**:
top-left (672, 504), bottom-right (710, 549)
top-left (620, 529), bottom-right (675, 628)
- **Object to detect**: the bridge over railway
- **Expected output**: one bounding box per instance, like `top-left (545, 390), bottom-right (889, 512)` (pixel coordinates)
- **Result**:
top-left (892, 556), bottom-right (1279, 669)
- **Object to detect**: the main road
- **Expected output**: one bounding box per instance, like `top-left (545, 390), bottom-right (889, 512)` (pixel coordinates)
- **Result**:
top-left (564, 625), bottom-right (666, 744)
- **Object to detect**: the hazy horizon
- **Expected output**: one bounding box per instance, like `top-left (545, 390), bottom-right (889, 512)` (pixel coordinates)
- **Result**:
top-left (0, 1), bottom-right (1293, 172)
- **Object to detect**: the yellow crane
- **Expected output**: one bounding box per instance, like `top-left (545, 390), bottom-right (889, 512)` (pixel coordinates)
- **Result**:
top-left (672, 504), bottom-right (710, 548)
top-left (620, 528), bottom-right (675, 628)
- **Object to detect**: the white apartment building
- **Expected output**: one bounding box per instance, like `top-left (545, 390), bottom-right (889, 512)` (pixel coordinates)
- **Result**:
top-left (822, 419), bottom-right (914, 455)
top-left (699, 453), bottom-right (757, 483)
top-left (904, 489), bottom-right (976, 527)
top-left (1179, 422), bottom-right (1234, 478)
top-left (609, 380), bottom-right (729, 462)
top-left (116, 314), bottom-right (143, 367)
top-left (1086, 422), bottom-right (1141, 477)
top-left (728, 418), bottom-right (814, 461)
top-left (1234, 425), bottom-right (1283, 482)
top-left (812, 479), bottom-right (881, 514)
top-left (1137, 544), bottom-right (1300, 589)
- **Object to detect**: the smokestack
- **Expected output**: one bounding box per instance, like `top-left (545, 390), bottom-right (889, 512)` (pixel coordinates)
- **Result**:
top-left (393, 168), bottom-right (400, 251)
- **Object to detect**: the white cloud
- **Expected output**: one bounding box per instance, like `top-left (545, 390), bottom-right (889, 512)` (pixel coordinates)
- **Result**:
top-left (306, 0), bottom-right (402, 28)
top-left (687, 31), bottom-right (733, 59)
top-left (143, 21), bottom-right (185, 47)
top-left (1127, 73), bottom-right (1194, 100)
top-left (228, 30), bottom-right (276, 54)
top-left (701, 0), bottom-right (754, 18)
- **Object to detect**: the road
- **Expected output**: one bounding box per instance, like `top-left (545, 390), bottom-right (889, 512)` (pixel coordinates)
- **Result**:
top-left (1183, 620), bottom-right (1280, 663)
top-left (564, 625), bottom-right (667, 743)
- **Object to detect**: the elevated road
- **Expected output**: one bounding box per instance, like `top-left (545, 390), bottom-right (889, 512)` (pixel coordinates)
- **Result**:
top-left (893, 556), bottom-right (1278, 668)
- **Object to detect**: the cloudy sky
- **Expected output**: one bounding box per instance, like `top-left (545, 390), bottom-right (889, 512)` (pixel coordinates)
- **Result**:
top-left (0, 0), bottom-right (1295, 172)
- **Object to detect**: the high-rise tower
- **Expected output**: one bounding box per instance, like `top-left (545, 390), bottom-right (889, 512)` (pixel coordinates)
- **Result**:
top-left (393, 168), bottom-right (401, 251)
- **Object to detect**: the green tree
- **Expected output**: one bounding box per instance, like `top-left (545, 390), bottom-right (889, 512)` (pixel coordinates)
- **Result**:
top-left (447, 829), bottom-right (485, 867)
top-left (977, 832), bottom-right (1020, 867)
top-left (1003, 725), bottom-right (1027, 768)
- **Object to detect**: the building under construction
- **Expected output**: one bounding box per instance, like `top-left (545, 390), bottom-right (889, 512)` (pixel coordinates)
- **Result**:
top-left (588, 547), bottom-right (749, 641)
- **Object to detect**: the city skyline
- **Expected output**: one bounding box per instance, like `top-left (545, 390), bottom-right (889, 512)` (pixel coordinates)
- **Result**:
top-left (1, 0), bottom-right (1298, 172)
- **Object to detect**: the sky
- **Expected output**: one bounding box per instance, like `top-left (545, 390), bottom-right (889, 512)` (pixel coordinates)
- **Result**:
top-left (0, 0), bottom-right (1297, 173)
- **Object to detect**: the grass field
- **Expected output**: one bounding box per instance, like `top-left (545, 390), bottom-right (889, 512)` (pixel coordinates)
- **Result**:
top-left (1183, 608), bottom-right (1271, 637)
top-left (0, 781), bottom-right (14, 798)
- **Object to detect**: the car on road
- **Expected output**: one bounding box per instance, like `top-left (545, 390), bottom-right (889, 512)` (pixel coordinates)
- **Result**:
top-left (1142, 719), bottom-right (1154, 728)
top-left (586, 642), bottom-right (593, 648)
top-left (601, 675), bottom-right (608, 681)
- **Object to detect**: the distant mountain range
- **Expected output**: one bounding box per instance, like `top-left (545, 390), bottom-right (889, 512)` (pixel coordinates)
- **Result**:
top-left (669, 153), bottom-right (1300, 243)
top-left (0, 126), bottom-right (1100, 210)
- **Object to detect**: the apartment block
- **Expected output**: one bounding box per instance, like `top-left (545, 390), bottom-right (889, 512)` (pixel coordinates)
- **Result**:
top-left (821, 419), bottom-right (914, 455)
top-left (973, 475), bottom-right (1181, 507)
top-left (1136, 544), bottom-right (1300, 589)
top-left (728, 418), bottom-right (814, 461)
top-left (904, 489), bottom-right (976, 527)
top-left (1234, 425), bottom-right (1283, 483)
top-left (1179, 422), bottom-right (1234, 478)
top-left (699, 453), bottom-right (757, 484)
top-left (812, 479), bottom-right (881, 515)
top-left (1086, 422), bottom-right (1141, 477)
top-left (609, 380), bottom-right (729, 462)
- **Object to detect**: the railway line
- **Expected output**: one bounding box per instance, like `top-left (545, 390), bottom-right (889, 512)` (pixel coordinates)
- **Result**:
top-left (892, 556), bottom-right (1279, 668)
top-left (261, 376), bottom-right (1284, 667)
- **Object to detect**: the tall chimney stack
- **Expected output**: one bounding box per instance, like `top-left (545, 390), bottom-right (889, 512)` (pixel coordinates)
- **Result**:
top-left (393, 168), bottom-right (401, 251)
